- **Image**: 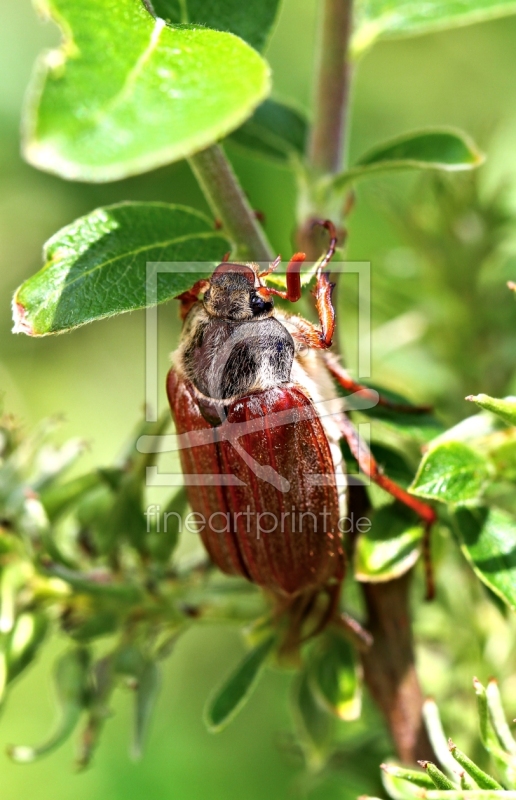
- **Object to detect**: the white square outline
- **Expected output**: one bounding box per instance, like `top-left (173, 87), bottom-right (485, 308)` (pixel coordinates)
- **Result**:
top-left (141, 261), bottom-right (374, 488)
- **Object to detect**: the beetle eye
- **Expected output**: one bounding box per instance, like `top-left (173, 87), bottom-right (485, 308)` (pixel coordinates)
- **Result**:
top-left (203, 289), bottom-right (211, 302)
top-left (250, 294), bottom-right (266, 312)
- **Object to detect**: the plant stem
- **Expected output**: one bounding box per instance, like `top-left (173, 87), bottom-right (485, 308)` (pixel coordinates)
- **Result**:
top-left (189, 145), bottom-right (274, 263)
top-left (360, 575), bottom-right (435, 763)
top-left (306, 0), bottom-right (431, 763)
top-left (348, 484), bottom-right (434, 764)
top-left (308, 0), bottom-right (354, 175)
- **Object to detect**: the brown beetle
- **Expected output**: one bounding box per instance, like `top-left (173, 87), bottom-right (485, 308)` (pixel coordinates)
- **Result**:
top-left (167, 222), bottom-right (436, 637)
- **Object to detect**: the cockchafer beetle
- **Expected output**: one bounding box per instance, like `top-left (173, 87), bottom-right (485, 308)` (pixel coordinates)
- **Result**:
top-left (167, 222), bottom-right (436, 638)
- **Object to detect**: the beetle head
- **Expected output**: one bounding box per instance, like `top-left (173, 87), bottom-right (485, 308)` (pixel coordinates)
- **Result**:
top-left (203, 263), bottom-right (274, 321)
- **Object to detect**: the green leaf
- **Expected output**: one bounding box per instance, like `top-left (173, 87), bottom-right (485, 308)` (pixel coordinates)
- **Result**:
top-left (41, 563), bottom-right (143, 603)
top-left (148, 487), bottom-right (188, 563)
top-left (69, 611), bottom-right (119, 643)
top-left (205, 636), bottom-right (274, 732)
top-left (347, 385), bottom-right (444, 446)
top-left (149, 0), bottom-right (281, 52)
top-left (488, 436), bottom-right (516, 484)
top-left (292, 669), bottom-right (334, 758)
top-left (418, 762), bottom-right (457, 791)
top-left (381, 763), bottom-right (436, 791)
top-left (454, 507), bottom-right (516, 613)
top-left (329, 129), bottom-right (483, 193)
top-left (448, 740), bottom-right (503, 790)
top-left (381, 762), bottom-right (432, 800)
top-left (309, 632), bottom-right (361, 720)
top-left (485, 679), bottom-right (516, 757)
top-left (24, 0), bottom-right (270, 181)
top-left (410, 441), bottom-right (492, 506)
top-left (7, 612), bottom-right (49, 683)
top-left (354, 503), bottom-right (423, 581)
top-left (133, 661), bottom-right (160, 759)
top-left (229, 98), bottom-right (308, 164)
top-left (473, 678), bottom-right (513, 778)
top-left (467, 395), bottom-right (516, 427)
top-left (95, 414), bottom-right (170, 554)
top-left (12, 203), bottom-right (229, 336)
top-left (77, 656), bottom-right (115, 769)
top-left (369, 443), bottom-right (415, 487)
top-left (41, 471), bottom-right (105, 522)
top-left (422, 699), bottom-right (462, 778)
top-left (8, 648), bottom-right (89, 762)
top-left (431, 411), bottom-right (507, 449)
top-left (352, 0), bottom-right (516, 57)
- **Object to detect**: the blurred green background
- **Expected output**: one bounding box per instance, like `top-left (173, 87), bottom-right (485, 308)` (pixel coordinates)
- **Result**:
top-left (2, 1), bottom-right (516, 798)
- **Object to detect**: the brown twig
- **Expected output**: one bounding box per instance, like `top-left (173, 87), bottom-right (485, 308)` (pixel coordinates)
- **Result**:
top-left (360, 575), bottom-right (434, 763)
top-left (347, 484), bottom-right (434, 763)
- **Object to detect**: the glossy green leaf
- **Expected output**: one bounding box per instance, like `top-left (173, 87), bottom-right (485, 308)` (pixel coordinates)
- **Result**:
top-left (205, 636), bottom-right (274, 732)
top-left (24, 0), bottom-right (270, 181)
top-left (355, 504), bottom-right (423, 581)
top-left (467, 394), bottom-right (516, 427)
top-left (229, 99), bottom-right (308, 164)
top-left (454, 507), bottom-right (516, 613)
top-left (329, 129), bottom-right (483, 193)
top-left (12, 203), bottom-right (229, 336)
top-left (310, 632), bottom-right (361, 720)
top-left (149, 0), bottom-right (281, 52)
top-left (369, 443), bottom-right (415, 487)
top-left (410, 441), bottom-right (492, 506)
top-left (352, 0), bottom-right (516, 56)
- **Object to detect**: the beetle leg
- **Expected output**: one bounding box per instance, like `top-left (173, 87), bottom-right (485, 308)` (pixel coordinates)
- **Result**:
top-left (314, 219), bottom-right (338, 271)
top-left (313, 268), bottom-right (336, 347)
top-left (176, 279), bottom-right (209, 320)
top-left (324, 353), bottom-right (433, 414)
top-left (285, 270), bottom-right (336, 350)
top-left (267, 220), bottom-right (339, 345)
top-left (267, 252), bottom-right (305, 302)
top-left (338, 413), bottom-right (436, 600)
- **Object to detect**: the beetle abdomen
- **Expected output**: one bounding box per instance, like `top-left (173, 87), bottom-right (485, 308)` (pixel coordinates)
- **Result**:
top-left (167, 369), bottom-right (344, 597)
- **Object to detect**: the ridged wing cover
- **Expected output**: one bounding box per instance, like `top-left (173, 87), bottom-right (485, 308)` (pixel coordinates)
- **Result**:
top-left (167, 368), bottom-right (344, 596)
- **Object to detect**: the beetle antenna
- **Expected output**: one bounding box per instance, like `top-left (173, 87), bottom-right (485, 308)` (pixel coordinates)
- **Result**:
top-left (259, 254), bottom-right (281, 278)
top-left (221, 251), bottom-right (231, 263)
